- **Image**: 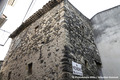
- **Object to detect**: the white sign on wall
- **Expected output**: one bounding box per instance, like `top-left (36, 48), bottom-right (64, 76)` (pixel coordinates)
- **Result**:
top-left (72, 61), bottom-right (83, 76)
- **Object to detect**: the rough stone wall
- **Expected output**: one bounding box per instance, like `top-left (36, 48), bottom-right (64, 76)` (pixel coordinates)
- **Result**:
top-left (0, 61), bottom-right (3, 80)
top-left (60, 1), bottom-right (102, 80)
top-left (0, 72), bottom-right (3, 80)
top-left (1, 0), bottom-right (101, 80)
top-left (1, 1), bottom-right (66, 80)
top-left (0, 61), bottom-right (3, 70)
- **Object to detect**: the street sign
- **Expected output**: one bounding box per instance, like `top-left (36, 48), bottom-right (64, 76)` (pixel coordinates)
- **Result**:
top-left (72, 61), bottom-right (83, 76)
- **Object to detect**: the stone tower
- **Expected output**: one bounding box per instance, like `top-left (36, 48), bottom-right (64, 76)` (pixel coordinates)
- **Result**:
top-left (1, 0), bottom-right (102, 80)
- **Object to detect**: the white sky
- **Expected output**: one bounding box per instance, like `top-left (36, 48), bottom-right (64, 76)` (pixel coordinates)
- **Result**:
top-left (0, 0), bottom-right (120, 60)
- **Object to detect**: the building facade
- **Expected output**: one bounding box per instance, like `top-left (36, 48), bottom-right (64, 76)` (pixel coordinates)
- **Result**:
top-left (0, 61), bottom-right (3, 80)
top-left (0, 0), bottom-right (102, 80)
top-left (91, 5), bottom-right (120, 80)
top-left (0, 0), bottom-right (8, 28)
top-left (0, 0), bottom-right (8, 17)
top-left (0, 61), bottom-right (3, 70)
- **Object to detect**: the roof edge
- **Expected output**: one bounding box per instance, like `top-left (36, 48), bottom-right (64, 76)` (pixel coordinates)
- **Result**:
top-left (10, 0), bottom-right (64, 38)
top-left (91, 5), bottom-right (120, 20)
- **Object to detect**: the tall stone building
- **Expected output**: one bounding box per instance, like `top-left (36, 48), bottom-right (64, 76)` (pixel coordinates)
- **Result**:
top-left (0, 0), bottom-right (102, 80)
top-left (0, 61), bottom-right (3, 80)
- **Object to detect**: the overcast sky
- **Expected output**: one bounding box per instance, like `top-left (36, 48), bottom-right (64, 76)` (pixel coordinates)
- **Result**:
top-left (0, 0), bottom-right (120, 60)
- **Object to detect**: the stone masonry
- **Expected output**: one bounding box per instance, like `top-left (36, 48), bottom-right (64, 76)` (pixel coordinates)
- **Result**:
top-left (0, 61), bottom-right (3, 70)
top-left (1, 0), bottom-right (102, 80)
top-left (0, 61), bottom-right (3, 80)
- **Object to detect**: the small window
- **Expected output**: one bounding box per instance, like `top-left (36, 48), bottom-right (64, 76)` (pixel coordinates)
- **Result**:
top-left (28, 63), bottom-right (32, 75)
top-left (8, 71), bottom-right (11, 80)
top-left (94, 61), bottom-right (103, 76)
top-left (85, 60), bottom-right (88, 68)
top-left (35, 26), bottom-right (39, 33)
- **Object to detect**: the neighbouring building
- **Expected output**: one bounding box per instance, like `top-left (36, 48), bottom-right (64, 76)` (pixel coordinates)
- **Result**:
top-left (0, 0), bottom-right (8, 17)
top-left (0, 0), bottom-right (17, 28)
top-left (8, 0), bottom-right (17, 6)
top-left (0, 14), bottom-right (7, 28)
top-left (0, 0), bottom-right (8, 28)
top-left (0, 0), bottom-right (102, 80)
top-left (91, 5), bottom-right (120, 80)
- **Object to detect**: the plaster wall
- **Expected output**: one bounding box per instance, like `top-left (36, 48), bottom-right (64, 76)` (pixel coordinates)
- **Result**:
top-left (91, 6), bottom-right (120, 80)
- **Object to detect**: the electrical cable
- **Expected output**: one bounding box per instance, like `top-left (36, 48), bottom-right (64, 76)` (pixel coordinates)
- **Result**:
top-left (22, 0), bottom-right (35, 22)
top-left (0, 0), bottom-right (35, 46)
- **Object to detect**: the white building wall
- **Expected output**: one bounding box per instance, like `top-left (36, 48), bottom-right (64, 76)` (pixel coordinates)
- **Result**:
top-left (91, 6), bottom-right (120, 80)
